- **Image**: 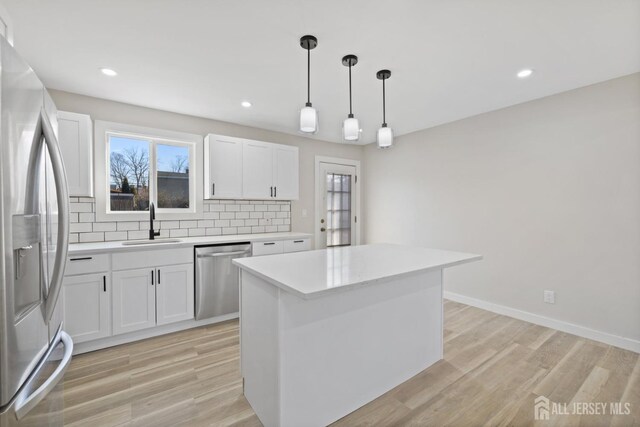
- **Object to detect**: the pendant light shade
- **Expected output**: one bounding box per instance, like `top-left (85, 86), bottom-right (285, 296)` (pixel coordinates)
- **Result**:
top-left (299, 35), bottom-right (318, 134)
top-left (343, 116), bottom-right (360, 141)
top-left (342, 55), bottom-right (359, 142)
top-left (376, 69), bottom-right (393, 148)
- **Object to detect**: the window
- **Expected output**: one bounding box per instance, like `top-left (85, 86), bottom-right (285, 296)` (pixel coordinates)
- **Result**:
top-left (326, 173), bottom-right (352, 247)
top-left (95, 121), bottom-right (203, 221)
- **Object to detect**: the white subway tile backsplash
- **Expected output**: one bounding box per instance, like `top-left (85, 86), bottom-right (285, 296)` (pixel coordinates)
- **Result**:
top-left (215, 219), bottom-right (230, 228)
top-left (205, 227), bottom-right (222, 236)
top-left (79, 232), bottom-right (104, 243)
top-left (197, 220), bottom-right (214, 228)
top-left (70, 203), bottom-right (92, 213)
top-left (127, 230), bottom-right (148, 240)
top-left (70, 222), bottom-right (92, 233)
top-left (161, 221), bottom-right (180, 230)
top-left (188, 228), bottom-right (205, 237)
top-left (104, 231), bottom-right (128, 241)
top-left (93, 222), bottom-right (117, 232)
top-left (169, 229), bottom-right (188, 238)
top-left (68, 198), bottom-right (291, 242)
top-left (180, 220), bottom-right (198, 229)
top-left (117, 222), bottom-right (139, 231)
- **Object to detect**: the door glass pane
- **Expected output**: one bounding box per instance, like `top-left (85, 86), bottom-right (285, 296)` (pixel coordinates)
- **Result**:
top-left (156, 144), bottom-right (190, 209)
top-left (326, 173), bottom-right (352, 247)
top-left (108, 136), bottom-right (150, 211)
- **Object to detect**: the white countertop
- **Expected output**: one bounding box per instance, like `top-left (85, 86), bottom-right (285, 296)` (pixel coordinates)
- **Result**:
top-left (233, 243), bottom-right (482, 299)
top-left (67, 232), bottom-right (312, 255)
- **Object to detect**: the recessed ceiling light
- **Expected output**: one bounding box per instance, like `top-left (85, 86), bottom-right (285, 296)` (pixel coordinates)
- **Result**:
top-left (100, 68), bottom-right (118, 77)
top-left (241, 101), bottom-right (252, 108)
top-left (517, 69), bottom-right (533, 78)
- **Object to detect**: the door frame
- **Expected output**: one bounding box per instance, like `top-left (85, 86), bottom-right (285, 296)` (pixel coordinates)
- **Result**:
top-left (314, 156), bottom-right (361, 250)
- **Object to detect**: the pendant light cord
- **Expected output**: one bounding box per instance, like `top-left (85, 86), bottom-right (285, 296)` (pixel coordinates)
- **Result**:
top-left (307, 47), bottom-right (311, 105)
top-left (348, 63), bottom-right (353, 116)
top-left (382, 77), bottom-right (386, 125)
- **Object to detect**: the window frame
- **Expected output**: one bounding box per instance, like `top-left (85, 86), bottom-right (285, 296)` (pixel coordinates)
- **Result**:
top-left (95, 121), bottom-right (203, 222)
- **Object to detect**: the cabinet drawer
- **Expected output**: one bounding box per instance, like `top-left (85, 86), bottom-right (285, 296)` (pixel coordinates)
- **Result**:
top-left (252, 241), bottom-right (284, 256)
top-left (65, 254), bottom-right (110, 276)
top-left (112, 247), bottom-right (192, 271)
top-left (283, 238), bottom-right (310, 253)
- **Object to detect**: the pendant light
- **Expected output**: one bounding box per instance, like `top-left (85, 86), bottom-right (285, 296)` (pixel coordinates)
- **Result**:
top-left (342, 54), bottom-right (360, 141)
top-left (376, 69), bottom-right (393, 148)
top-left (299, 35), bottom-right (318, 133)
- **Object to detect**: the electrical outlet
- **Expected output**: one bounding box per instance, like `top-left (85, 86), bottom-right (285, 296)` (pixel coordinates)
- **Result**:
top-left (543, 290), bottom-right (555, 304)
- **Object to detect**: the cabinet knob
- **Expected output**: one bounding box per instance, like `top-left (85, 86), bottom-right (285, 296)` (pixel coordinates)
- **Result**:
top-left (320, 227), bottom-right (326, 232)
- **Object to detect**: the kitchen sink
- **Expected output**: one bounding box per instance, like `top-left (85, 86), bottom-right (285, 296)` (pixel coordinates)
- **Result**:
top-left (121, 239), bottom-right (182, 246)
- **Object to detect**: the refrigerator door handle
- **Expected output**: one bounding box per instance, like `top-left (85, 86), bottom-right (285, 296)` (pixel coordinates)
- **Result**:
top-left (13, 329), bottom-right (73, 420)
top-left (40, 107), bottom-right (70, 322)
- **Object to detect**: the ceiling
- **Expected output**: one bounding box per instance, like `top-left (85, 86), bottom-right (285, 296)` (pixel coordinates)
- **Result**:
top-left (4, 0), bottom-right (640, 144)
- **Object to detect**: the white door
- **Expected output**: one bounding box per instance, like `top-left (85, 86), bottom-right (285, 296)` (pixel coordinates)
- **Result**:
top-left (272, 145), bottom-right (299, 200)
top-left (243, 141), bottom-right (273, 199)
top-left (205, 136), bottom-right (243, 199)
top-left (112, 268), bottom-right (156, 334)
top-left (316, 162), bottom-right (358, 249)
top-left (156, 263), bottom-right (194, 325)
top-left (62, 273), bottom-right (110, 343)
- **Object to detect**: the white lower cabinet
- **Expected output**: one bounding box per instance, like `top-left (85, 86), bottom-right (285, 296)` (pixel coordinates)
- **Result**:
top-left (112, 263), bottom-right (195, 335)
top-left (156, 263), bottom-right (194, 325)
top-left (62, 273), bottom-right (110, 343)
top-left (112, 268), bottom-right (156, 335)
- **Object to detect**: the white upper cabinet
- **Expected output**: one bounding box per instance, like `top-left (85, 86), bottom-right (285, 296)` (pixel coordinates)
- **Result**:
top-left (243, 141), bottom-right (274, 199)
top-left (204, 134), bottom-right (299, 201)
top-left (204, 135), bottom-right (243, 199)
top-left (272, 145), bottom-right (299, 200)
top-left (58, 111), bottom-right (93, 197)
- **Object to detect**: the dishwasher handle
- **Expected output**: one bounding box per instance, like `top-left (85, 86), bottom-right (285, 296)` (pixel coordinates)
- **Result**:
top-left (197, 250), bottom-right (250, 258)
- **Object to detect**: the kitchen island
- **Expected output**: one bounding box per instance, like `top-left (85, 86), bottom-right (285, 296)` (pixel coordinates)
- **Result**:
top-left (233, 243), bottom-right (481, 427)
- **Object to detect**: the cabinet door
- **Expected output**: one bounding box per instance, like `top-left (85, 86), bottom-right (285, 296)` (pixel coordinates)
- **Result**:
top-left (112, 268), bottom-right (156, 335)
top-left (242, 141), bottom-right (273, 199)
top-left (58, 111), bottom-right (93, 197)
top-left (205, 135), bottom-right (243, 199)
top-left (156, 263), bottom-right (194, 325)
top-left (272, 145), bottom-right (299, 200)
top-left (62, 273), bottom-right (110, 343)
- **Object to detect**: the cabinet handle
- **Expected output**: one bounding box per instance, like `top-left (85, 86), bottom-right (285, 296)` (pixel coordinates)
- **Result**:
top-left (274, 186), bottom-right (277, 198)
top-left (263, 242), bottom-right (275, 246)
top-left (69, 257), bottom-right (92, 262)
top-left (270, 186), bottom-right (273, 197)
top-left (103, 275), bottom-right (106, 292)
top-left (151, 270), bottom-right (154, 285)
top-left (212, 183), bottom-right (215, 196)
top-left (157, 269), bottom-right (161, 284)
top-left (293, 240), bottom-right (304, 243)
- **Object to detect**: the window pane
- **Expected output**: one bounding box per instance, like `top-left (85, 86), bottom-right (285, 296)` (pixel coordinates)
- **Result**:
top-left (156, 144), bottom-right (190, 209)
top-left (325, 173), bottom-right (352, 247)
top-left (109, 136), bottom-right (149, 211)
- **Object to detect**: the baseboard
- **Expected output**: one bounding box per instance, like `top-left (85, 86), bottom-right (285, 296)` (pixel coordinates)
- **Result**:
top-left (444, 291), bottom-right (640, 354)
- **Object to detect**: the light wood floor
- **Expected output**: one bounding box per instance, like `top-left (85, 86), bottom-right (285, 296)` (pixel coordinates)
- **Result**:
top-left (63, 300), bottom-right (640, 426)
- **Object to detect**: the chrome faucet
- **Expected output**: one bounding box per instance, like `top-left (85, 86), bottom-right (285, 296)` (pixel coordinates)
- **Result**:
top-left (149, 202), bottom-right (160, 240)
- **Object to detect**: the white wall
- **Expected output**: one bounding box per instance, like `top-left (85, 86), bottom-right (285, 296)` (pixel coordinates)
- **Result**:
top-left (49, 90), bottom-right (364, 246)
top-left (363, 73), bottom-right (640, 348)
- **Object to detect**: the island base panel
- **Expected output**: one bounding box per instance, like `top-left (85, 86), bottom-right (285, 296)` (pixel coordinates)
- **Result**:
top-left (240, 269), bottom-right (443, 427)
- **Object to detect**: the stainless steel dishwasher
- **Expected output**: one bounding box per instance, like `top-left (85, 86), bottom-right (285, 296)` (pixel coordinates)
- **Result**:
top-left (195, 242), bottom-right (251, 320)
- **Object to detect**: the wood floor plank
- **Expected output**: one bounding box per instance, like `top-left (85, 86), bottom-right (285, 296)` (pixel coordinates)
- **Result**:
top-left (60, 303), bottom-right (639, 426)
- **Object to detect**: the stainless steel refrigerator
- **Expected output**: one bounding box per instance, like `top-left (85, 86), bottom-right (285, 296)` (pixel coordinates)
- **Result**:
top-left (0, 36), bottom-right (73, 426)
